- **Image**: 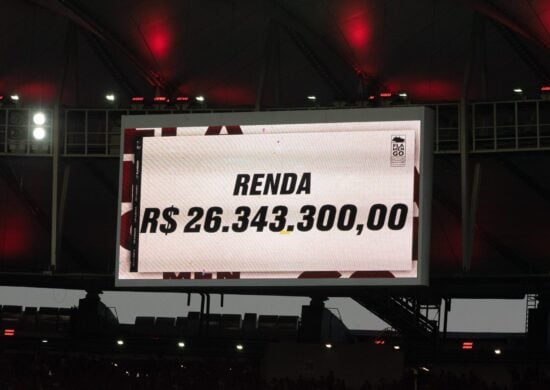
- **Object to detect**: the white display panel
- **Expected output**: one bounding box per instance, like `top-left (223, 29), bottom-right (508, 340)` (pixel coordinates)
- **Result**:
top-left (116, 107), bottom-right (433, 288)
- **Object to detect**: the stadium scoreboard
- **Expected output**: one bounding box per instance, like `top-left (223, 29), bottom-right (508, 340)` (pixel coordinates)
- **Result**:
top-left (116, 107), bottom-right (433, 287)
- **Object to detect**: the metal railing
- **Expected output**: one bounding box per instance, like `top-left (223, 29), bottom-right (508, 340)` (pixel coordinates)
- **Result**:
top-left (0, 100), bottom-right (548, 157)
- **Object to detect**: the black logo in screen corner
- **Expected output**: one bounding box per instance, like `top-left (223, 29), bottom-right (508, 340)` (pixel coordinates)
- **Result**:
top-left (390, 135), bottom-right (406, 167)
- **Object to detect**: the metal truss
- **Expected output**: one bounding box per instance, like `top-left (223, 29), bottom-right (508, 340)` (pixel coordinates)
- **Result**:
top-left (0, 99), bottom-right (548, 157)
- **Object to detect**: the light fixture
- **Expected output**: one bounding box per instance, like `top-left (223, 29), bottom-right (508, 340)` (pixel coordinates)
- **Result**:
top-left (3, 329), bottom-right (15, 337)
top-left (494, 349), bottom-right (502, 355)
top-left (177, 341), bottom-right (185, 348)
top-left (307, 95), bottom-right (317, 101)
top-left (236, 344), bottom-right (244, 351)
top-left (325, 343), bottom-right (332, 349)
top-left (513, 88), bottom-right (523, 94)
top-left (10, 94), bottom-right (19, 101)
top-left (33, 112), bottom-right (46, 125)
top-left (153, 96), bottom-right (167, 103)
top-left (420, 366), bottom-right (430, 372)
top-left (33, 127), bottom-right (46, 140)
top-left (131, 96), bottom-right (145, 102)
top-left (398, 92), bottom-right (408, 98)
top-left (393, 345), bottom-right (401, 350)
top-left (116, 339), bottom-right (124, 346)
top-left (41, 339), bottom-right (48, 344)
top-left (195, 95), bottom-right (205, 102)
top-left (176, 96), bottom-right (189, 102)
top-left (462, 341), bottom-right (474, 350)
top-left (380, 92), bottom-right (392, 98)
top-left (106, 93), bottom-right (116, 102)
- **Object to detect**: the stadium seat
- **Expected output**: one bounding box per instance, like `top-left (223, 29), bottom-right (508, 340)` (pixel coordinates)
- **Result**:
top-left (242, 313), bottom-right (258, 336)
top-left (277, 316), bottom-right (299, 340)
top-left (1, 305), bottom-right (23, 326)
top-left (19, 307), bottom-right (38, 330)
top-left (134, 316), bottom-right (155, 334)
top-left (154, 317), bottom-right (176, 336)
top-left (186, 311), bottom-right (201, 336)
top-left (258, 315), bottom-right (278, 338)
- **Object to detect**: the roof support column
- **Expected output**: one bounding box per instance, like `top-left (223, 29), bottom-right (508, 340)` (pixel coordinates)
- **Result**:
top-left (461, 14), bottom-right (481, 272)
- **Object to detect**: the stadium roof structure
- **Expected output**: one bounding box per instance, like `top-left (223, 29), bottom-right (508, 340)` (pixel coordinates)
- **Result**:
top-left (0, 0), bottom-right (549, 107)
top-left (0, 1), bottom-right (549, 298)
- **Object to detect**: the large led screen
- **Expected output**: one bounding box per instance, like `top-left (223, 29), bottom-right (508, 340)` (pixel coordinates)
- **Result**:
top-left (116, 108), bottom-right (433, 287)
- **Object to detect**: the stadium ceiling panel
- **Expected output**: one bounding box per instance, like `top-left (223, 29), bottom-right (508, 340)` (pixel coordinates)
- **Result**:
top-left (0, 0), bottom-right (548, 106)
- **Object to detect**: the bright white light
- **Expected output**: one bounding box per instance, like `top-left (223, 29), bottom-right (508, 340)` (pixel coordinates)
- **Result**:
top-left (10, 94), bottom-right (19, 101)
top-left (513, 88), bottom-right (523, 94)
top-left (420, 366), bottom-right (430, 372)
top-left (324, 343), bottom-right (332, 349)
top-left (113, 363), bottom-right (118, 367)
top-left (236, 344), bottom-right (244, 351)
top-left (178, 341), bottom-right (185, 348)
top-left (33, 112), bottom-right (46, 125)
top-left (106, 94), bottom-right (116, 101)
top-left (116, 339), bottom-right (124, 346)
top-left (398, 92), bottom-right (408, 98)
top-left (195, 95), bottom-right (205, 102)
top-left (494, 349), bottom-right (502, 355)
top-left (307, 95), bottom-right (317, 101)
top-left (41, 339), bottom-right (48, 344)
top-left (33, 127), bottom-right (46, 140)
top-left (393, 345), bottom-right (400, 350)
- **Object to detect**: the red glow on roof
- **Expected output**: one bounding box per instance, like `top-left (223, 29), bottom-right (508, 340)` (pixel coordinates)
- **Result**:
top-left (338, 1), bottom-right (373, 52)
top-left (1, 211), bottom-right (32, 258)
top-left (144, 18), bottom-right (172, 60)
top-left (406, 80), bottom-right (460, 101)
top-left (208, 85), bottom-right (255, 105)
top-left (3, 329), bottom-right (15, 337)
top-left (17, 82), bottom-right (56, 102)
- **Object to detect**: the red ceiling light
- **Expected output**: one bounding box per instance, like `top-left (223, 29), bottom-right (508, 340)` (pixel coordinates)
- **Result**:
top-left (462, 341), bottom-right (474, 350)
top-left (153, 96), bottom-right (167, 102)
top-left (380, 92), bottom-right (392, 98)
top-left (176, 96), bottom-right (189, 102)
top-left (131, 96), bottom-right (145, 102)
top-left (374, 339), bottom-right (385, 345)
top-left (541, 86), bottom-right (550, 92)
top-left (3, 329), bottom-right (15, 337)
top-left (368, 95), bottom-right (375, 100)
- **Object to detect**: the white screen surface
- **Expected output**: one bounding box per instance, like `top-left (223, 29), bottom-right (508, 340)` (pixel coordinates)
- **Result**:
top-left (137, 129), bottom-right (415, 273)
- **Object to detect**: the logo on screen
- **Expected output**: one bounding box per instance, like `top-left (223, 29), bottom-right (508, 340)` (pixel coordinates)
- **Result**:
top-left (391, 135), bottom-right (406, 167)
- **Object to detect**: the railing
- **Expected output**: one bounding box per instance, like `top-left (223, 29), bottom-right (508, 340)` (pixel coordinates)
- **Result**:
top-left (0, 100), bottom-right (548, 157)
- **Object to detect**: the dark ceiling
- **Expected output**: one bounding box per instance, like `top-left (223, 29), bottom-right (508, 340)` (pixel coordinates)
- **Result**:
top-left (1, 0), bottom-right (549, 107)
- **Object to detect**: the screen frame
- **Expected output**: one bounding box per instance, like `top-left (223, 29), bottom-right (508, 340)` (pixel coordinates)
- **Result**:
top-left (116, 107), bottom-right (433, 288)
